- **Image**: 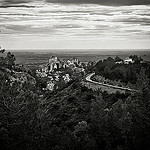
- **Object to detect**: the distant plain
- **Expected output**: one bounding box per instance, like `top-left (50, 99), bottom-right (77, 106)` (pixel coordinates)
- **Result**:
top-left (9, 50), bottom-right (150, 69)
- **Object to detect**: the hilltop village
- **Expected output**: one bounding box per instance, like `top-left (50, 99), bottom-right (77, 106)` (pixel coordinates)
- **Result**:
top-left (35, 54), bottom-right (145, 91)
top-left (36, 56), bottom-right (86, 91)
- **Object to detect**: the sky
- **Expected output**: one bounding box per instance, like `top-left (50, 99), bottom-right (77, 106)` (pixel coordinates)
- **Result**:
top-left (0, 0), bottom-right (150, 50)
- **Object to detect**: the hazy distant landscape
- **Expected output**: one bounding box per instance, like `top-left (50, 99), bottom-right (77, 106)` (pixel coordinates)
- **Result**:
top-left (11, 50), bottom-right (150, 68)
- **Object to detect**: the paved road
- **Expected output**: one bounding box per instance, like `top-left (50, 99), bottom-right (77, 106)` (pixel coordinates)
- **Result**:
top-left (85, 73), bottom-right (138, 92)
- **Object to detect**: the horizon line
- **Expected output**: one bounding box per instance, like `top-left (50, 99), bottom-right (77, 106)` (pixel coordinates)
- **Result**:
top-left (6, 48), bottom-right (150, 52)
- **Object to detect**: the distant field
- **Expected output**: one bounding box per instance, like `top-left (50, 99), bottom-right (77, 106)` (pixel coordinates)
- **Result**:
top-left (8, 49), bottom-right (150, 69)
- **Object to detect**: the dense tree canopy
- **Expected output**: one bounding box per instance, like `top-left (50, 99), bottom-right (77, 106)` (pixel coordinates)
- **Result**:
top-left (0, 52), bottom-right (150, 150)
top-left (94, 56), bottom-right (150, 85)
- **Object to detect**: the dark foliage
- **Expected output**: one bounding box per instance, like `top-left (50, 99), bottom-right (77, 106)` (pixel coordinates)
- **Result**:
top-left (0, 52), bottom-right (150, 150)
top-left (94, 56), bottom-right (150, 84)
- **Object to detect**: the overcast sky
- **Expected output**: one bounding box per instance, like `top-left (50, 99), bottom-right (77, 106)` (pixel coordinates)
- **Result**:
top-left (0, 0), bottom-right (150, 50)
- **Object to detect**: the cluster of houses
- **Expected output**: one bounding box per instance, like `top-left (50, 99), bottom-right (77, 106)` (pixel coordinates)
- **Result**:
top-left (115, 57), bottom-right (134, 64)
top-left (115, 56), bottom-right (143, 64)
top-left (44, 73), bottom-right (71, 91)
top-left (123, 57), bottom-right (135, 64)
top-left (36, 56), bottom-right (85, 91)
top-left (36, 56), bottom-right (84, 77)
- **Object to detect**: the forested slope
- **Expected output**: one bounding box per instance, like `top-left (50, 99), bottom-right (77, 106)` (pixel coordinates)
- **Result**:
top-left (0, 52), bottom-right (150, 150)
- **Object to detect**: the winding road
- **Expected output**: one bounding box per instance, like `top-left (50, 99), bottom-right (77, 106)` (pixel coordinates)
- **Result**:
top-left (85, 73), bottom-right (138, 92)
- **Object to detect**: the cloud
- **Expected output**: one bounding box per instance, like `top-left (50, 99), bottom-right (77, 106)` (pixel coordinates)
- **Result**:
top-left (4, 0), bottom-right (148, 6)
top-left (0, 0), bottom-right (41, 7)
top-left (0, 2), bottom-right (150, 43)
top-left (46, 0), bottom-right (150, 6)
top-left (1, 0), bottom-right (150, 7)
top-left (1, 0), bottom-right (32, 4)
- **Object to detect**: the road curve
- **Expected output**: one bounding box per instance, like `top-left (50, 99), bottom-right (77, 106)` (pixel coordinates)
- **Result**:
top-left (85, 73), bottom-right (138, 92)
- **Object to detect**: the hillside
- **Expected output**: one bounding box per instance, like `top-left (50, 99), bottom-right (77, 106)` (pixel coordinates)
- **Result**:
top-left (0, 52), bottom-right (150, 150)
top-left (94, 56), bottom-right (150, 85)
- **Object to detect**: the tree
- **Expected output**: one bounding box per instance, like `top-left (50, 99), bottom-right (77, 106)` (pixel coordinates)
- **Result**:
top-left (0, 57), bottom-right (6, 68)
top-left (5, 52), bottom-right (16, 69)
top-left (103, 66), bottom-right (111, 77)
top-left (136, 68), bottom-right (149, 90)
top-left (114, 56), bottom-right (122, 62)
top-left (73, 121), bottom-right (97, 150)
top-left (0, 49), bottom-right (5, 53)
